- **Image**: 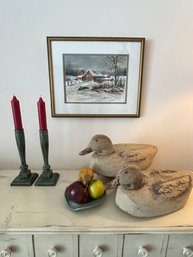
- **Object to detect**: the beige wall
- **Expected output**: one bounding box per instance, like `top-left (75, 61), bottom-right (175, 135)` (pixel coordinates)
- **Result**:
top-left (0, 0), bottom-right (193, 171)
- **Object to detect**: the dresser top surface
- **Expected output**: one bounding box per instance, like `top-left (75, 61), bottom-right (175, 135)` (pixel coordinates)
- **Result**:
top-left (0, 170), bottom-right (193, 233)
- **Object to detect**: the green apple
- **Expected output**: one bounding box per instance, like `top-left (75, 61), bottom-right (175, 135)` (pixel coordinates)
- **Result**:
top-left (88, 179), bottom-right (105, 199)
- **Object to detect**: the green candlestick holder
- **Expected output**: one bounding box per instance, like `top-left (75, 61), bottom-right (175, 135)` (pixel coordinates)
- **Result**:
top-left (11, 129), bottom-right (39, 186)
top-left (35, 130), bottom-right (59, 186)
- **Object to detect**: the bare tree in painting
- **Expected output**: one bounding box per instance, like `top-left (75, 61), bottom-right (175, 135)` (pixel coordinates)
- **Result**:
top-left (105, 56), bottom-right (125, 87)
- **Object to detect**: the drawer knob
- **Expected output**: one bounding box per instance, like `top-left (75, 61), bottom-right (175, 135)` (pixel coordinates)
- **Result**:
top-left (183, 247), bottom-right (193, 257)
top-left (0, 249), bottom-right (11, 257)
top-left (93, 246), bottom-right (103, 257)
top-left (47, 247), bottom-right (58, 257)
top-left (138, 246), bottom-right (149, 257)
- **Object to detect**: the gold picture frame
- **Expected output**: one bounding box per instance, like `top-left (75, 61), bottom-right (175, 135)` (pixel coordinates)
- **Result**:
top-left (47, 37), bottom-right (145, 117)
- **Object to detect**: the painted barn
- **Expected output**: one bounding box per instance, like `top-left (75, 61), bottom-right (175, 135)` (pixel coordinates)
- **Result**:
top-left (75, 69), bottom-right (113, 82)
top-left (82, 69), bottom-right (105, 82)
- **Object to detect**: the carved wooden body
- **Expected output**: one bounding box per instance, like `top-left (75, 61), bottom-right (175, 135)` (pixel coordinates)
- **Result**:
top-left (115, 169), bottom-right (193, 217)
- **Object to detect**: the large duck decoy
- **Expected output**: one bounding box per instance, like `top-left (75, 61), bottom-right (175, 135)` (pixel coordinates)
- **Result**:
top-left (79, 134), bottom-right (158, 177)
top-left (108, 165), bottom-right (193, 217)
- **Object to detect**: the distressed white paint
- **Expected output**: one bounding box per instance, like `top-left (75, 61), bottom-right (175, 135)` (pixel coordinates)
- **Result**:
top-left (0, 170), bottom-right (193, 233)
top-left (0, 170), bottom-right (193, 256)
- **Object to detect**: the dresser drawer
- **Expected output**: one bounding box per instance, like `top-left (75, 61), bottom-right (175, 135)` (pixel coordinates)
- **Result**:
top-left (167, 234), bottom-right (193, 257)
top-left (79, 234), bottom-right (122, 257)
top-left (33, 234), bottom-right (76, 257)
top-left (0, 235), bottom-right (33, 257)
top-left (123, 234), bottom-right (167, 257)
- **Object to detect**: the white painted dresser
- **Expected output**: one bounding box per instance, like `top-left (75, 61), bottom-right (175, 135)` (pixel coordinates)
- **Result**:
top-left (1, 170), bottom-right (193, 257)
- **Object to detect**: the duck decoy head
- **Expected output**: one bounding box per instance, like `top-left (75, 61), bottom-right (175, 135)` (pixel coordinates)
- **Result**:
top-left (79, 134), bottom-right (114, 156)
top-left (117, 166), bottom-right (144, 190)
top-left (106, 165), bottom-right (144, 190)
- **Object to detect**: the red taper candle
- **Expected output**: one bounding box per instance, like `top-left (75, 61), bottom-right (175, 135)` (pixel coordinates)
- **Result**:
top-left (37, 97), bottom-right (47, 131)
top-left (11, 96), bottom-right (23, 130)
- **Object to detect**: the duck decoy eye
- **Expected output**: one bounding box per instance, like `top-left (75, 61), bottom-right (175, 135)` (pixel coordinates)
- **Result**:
top-left (125, 171), bottom-right (128, 174)
top-left (95, 139), bottom-right (99, 142)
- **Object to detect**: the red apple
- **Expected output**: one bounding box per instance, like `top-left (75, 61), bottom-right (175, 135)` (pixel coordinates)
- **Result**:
top-left (66, 181), bottom-right (89, 203)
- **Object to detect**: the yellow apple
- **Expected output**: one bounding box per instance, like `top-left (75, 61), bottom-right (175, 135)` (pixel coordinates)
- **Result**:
top-left (88, 179), bottom-right (105, 199)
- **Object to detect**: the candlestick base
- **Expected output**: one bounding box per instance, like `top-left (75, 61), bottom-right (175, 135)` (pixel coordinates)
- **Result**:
top-left (11, 170), bottom-right (38, 186)
top-left (35, 170), bottom-right (59, 186)
top-left (11, 129), bottom-right (39, 186)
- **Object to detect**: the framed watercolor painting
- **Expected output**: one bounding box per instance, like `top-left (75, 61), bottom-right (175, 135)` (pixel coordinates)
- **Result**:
top-left (47, 37), bottom-right (145, 117)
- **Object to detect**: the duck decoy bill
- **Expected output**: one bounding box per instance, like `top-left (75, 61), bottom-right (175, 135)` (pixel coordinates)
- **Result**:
top-left (79, 147), bottom-right (92, 155)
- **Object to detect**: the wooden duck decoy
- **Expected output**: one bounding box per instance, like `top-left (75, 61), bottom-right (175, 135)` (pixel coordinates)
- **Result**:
top-left (79, 134), bottom-right (158, 177)
top-left (108, 165), bottom-right (193, 217)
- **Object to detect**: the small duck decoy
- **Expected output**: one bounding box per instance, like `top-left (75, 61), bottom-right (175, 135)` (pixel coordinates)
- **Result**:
top-left (109, 165), bottom-right (193, 217)
top-left (79, 134), bottom-right (158, 177)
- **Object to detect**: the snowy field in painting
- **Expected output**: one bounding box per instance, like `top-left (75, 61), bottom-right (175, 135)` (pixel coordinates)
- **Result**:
top-left (65, 77), bottom-right (127, 103)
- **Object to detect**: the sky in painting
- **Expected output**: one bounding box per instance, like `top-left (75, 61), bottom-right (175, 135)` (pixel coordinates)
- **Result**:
top-left (63, 54), bottom-right (128, 74)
